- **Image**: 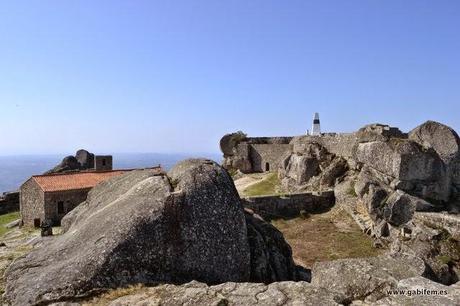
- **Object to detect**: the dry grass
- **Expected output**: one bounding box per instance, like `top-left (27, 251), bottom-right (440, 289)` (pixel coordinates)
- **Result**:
top-left (0, 212), bottom-right (20, 237)
top-left (272, 207), bottom-right (381, 268)
top-left (83, 284), bottom-right (146, 305)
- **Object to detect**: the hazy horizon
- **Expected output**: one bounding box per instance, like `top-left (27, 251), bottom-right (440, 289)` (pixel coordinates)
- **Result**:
top-left (1, 1), bottom-right (459, 155)
top-left (0, 152), bottom-right (222, 192)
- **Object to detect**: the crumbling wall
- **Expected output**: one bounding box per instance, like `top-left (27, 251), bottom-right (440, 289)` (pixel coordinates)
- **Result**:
top-left (291, 133), bottom-right (359, 159)
top-left (220, 133), bottom-right (293, 173)
top-left (242, 191), bottom-right (335, 220)
top-left (0, 191), bottom-right (20, 215)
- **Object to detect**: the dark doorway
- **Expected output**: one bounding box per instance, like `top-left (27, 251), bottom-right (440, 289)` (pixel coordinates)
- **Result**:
top-left (58, 201), bottom-right (64, 214)
top-left (265, 162), bottom-right (270, 172)
top-left (33, 218), bottom-right (41, 228)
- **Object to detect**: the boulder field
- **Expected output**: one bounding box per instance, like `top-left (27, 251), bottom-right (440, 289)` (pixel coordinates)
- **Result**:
top-left (4, 159), bottom-right (303, 306)
top-left (278, 121), bottom-right (460, 285)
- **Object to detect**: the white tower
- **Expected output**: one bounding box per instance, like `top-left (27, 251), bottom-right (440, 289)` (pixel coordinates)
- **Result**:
top-left (312, 112), bottom-right (321, 136)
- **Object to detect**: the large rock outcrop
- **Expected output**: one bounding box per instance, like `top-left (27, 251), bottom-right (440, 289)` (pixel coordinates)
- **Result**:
top-left (45, 149), bottom-right (95, 174)
top-left (5, 159), bottom-right (299, 306)
top-left (311, 254), bottom-right (426, 302)
top-left (408, 120), bottom-right (460, 164)
top-left (49, 277), bottom-right (460, 306)
top-left (356, 139), bottom-right (450, 202)
top-left (245, 209), bottom-right (300, 283)
top-left (280, 142), bottom-right (348, 192)
top-left (277, 121), bottom-right (460, 285)
top-left (409, 120), bottom-right (460, 208)
top-left (102, 281), bottom-right (347, 306)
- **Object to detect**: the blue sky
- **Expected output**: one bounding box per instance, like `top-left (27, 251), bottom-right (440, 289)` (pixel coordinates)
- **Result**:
top-left (1, 1), bottom-right (459, 155)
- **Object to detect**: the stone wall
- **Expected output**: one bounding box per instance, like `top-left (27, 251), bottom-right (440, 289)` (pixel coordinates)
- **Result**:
top-left (44, 189), bottom-right (90, 226)
top-left (222, 132), bottom-right (362, 174)
top-left (94, 155), bottom-right (113, 171)
top-left (235, 143), bottom-right (250, 160)
top-left (250, 144), bottom-right (291, 172)
top-left (245, 137), bottom-right (293, 144)
top-left (0, 191), bottom-right (20, 215)
top-left (221, 134), bottom-right (293, 173)
top-left (291, 133), bottom-right (360, 159)
top-left (242, 191), bottom-right (335, 220)
top-left (20, 179), bottom-right (45, 227)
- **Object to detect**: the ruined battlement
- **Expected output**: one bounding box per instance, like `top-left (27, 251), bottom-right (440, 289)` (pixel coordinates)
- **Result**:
top-left (242, 191), bottom-right (335, 220)
top-left (220, 123), bottom-right (406, 174)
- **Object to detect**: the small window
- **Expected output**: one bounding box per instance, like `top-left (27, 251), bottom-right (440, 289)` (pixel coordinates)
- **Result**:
top-left (102, 159), bottom-right (106, 166)
top-left (265, 162), bottom-right (270, 172)
top-left (58, 201), bottom-right (64, 214)
top-left (33, 218), bottom-right (41, 228)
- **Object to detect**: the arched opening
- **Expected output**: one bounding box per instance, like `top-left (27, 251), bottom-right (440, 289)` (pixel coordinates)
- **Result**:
top-left (265, 162), bottom-right (270, 172)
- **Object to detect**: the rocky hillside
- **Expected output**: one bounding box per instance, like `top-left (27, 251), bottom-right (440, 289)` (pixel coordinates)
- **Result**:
top-left (4, 159), bottom-right (303, 306)
top-left (278, 121), bottom-right (460, 285)
top-left (3, 153), bottom-right (459, 305)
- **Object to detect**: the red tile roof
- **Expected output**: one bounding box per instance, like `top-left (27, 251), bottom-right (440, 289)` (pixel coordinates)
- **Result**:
top-left (31, 168), bottom-right (162, 192)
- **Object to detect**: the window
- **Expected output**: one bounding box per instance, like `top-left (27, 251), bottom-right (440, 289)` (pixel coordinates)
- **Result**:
top-left (102, 159), bottom-right (106, 166)
top-left (58, 201), bottom-right (64, 214)
top-left (265, 162), bottom-right (270, 172)
top-left (33, 218), bottom-right (41, 228)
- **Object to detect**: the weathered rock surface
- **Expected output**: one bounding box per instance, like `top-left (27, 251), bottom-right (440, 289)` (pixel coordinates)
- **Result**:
top-left (281, 154), bottom-right (320, 186)
top-left (414, 212), bottom-right (460, 240)
top-left (75, 149), bottom-right (95, 169)
top-left (244, 209), bottom-right (301, 283)
top-left (408, 121), bottom-right (460, 209)
top-left (383, 190), bottom-right (418, 226)
top-left (390, 220), bottom-right (460, 285)
top-left (372, 276), bottom-right (460, 306)
top-left (5, 159), bottom-right (300, 306)
top-left (356, 123), bottom-right (406, 143)
top-left (311, 254), bottom-right (426, 303)
top-left (280, 142), bottom-right (347, 191)
top-left (100, 281), bottom-right (347, 306)
top-left (409, 120), bottom-right (460, 164)
top-left (356, 140), bottom-right (450, 202)
top-left (363, 185), bottom-right (388, 222)
top-left (220, 131), bottom-right (247, 157)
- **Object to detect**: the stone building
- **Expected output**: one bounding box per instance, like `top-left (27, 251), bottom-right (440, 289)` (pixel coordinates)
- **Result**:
top-left (220, 135), bottom-right (293, 173)
top-left (21, 170), bottom-right (131, 227)
top-left (94, 155), bottom-right (113, 171)
top-left (45, 150), bottom-right (113, 174)
top-left (221, 113), bottom-right (327, 173)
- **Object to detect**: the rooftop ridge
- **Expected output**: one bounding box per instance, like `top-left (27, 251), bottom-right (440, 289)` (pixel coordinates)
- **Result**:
top-left (32, 166), bottom-right (162, 178)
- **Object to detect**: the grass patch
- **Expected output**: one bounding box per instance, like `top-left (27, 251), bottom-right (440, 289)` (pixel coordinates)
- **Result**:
top-left (227, 168), bottom-right (239, 178)
top-left (0, 212), bottom-right (20, 237)
top-left (242, 173), bottom-right (280, 197)
top-left (84, 284), bottom-right (146, 305)
top-left (346, 181), bottom-right (357, 197)
top-left (272, 209), bottom-right (380, 267)
top-left (438, 255), bottom-right (452, 265)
